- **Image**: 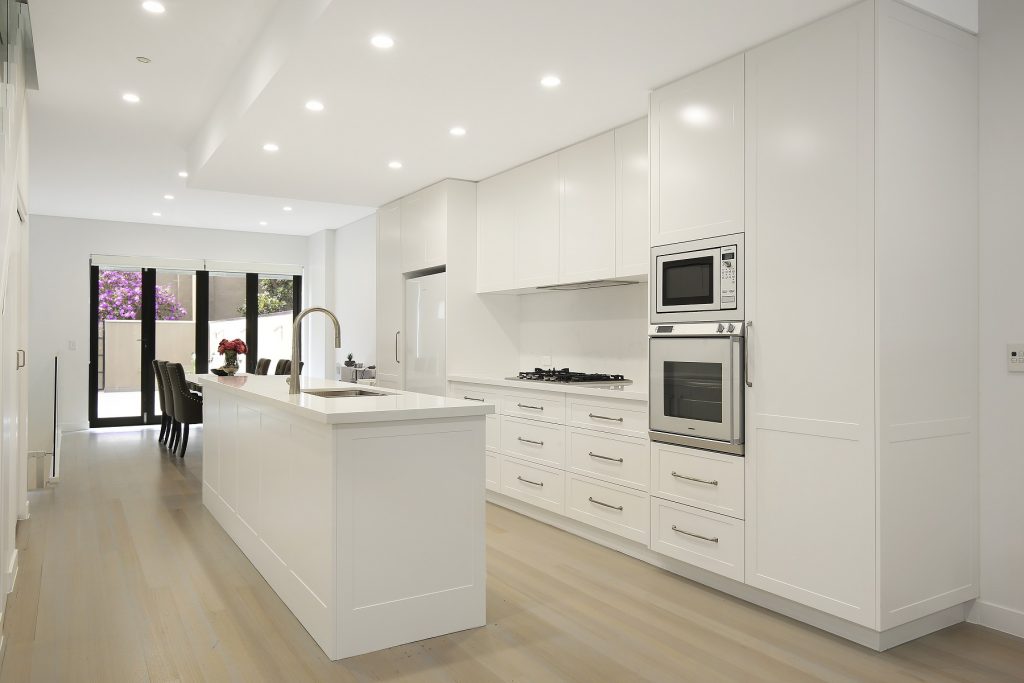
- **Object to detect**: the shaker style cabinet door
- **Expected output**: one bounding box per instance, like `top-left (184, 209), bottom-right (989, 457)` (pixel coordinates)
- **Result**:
top-left (615, 117), bottom-right (649, 277)
top-left (400, 183), bottom-right (446, 273)
top-left (558, 132), bottom-right (616, 283)
top-left (650, 54), bottom-right (744, 247)
top-left (512, 153), bottom-right (560, 288)
top-left (476, 171), bottom-right (516, 293)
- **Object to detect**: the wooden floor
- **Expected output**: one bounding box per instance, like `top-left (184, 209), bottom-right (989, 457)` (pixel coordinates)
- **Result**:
top-left (1, 429), bottom-right (1021, 683)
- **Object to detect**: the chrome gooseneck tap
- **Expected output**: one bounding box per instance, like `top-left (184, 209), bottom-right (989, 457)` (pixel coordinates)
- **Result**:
top-left (290, 307), bottom-right (342, 394)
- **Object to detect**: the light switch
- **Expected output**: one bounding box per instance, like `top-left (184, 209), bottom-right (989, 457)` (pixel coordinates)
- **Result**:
top-left (1009, 344), bottom-right (1024, 373)
top-left (68, 340), bottom-right (77, 351)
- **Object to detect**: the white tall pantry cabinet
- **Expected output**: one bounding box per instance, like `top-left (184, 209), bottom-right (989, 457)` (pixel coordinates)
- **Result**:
top-left (374, 202), bottom-right (402, 389)
top-left (743, 0), bottom-right (978, 640)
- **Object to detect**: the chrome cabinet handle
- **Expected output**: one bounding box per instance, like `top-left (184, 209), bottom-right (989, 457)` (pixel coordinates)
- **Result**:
top-left (517, 475), bottom-right (543, 487)
top-left (395, 331), bottom-right (401, 364)
top-left (518, 436), bottom-right (544, 446)
top-left (672, 525), bottom-right (719, 543)
top-left (589, 496), bottom-right (624, 511)
top-left (588, 412), bottom-right (623, 422)
top-left (589, 452), bottom-right (624, 463)
top-left (463, 396), bottom-right (484, 402)
top-left (671, 471), bottom-right (718, 486)
top-left (16, 350), bottom-right (25, 369)
top-left (517, 403), bottom-right (544, 411)
top-left (744, 321), bottom-right (753, 388)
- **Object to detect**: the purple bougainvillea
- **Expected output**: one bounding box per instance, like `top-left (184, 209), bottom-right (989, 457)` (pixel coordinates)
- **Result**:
top-left (97, 270), bottom-right (188, 321)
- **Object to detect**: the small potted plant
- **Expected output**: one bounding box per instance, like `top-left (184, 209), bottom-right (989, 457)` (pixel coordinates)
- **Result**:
top-left (215, 338), bottom-right (248, 376)
top-left (344, 353), bottom-right (356, 368)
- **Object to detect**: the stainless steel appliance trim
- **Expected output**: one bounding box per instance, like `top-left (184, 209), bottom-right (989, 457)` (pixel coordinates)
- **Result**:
top-left (650, 233), bottom-right (745, 324)
top-left (671, 525), bottom-right (719, 543)
top-left (649, 430), bottom-right (745, 456)
top-left (589, 452), bottom-right (624, 463)
top-left (649, 335), bottom-right (736, 443)
top-left (588, 412), bottom-right (624, 422)
top-left (671, 472), bottom-right (719, 486)
top-left (517, 475), bottom-right (544, 487)
top-left (588, 496), bottom-right (624, 511)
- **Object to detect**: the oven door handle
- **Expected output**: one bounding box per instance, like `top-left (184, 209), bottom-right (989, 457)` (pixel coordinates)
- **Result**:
top-left (744, 321), bottom-right (753, 388)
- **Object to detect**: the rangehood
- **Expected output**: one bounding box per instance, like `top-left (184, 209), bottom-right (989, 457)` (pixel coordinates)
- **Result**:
top-left (536, 278), bottom-right (640, 292)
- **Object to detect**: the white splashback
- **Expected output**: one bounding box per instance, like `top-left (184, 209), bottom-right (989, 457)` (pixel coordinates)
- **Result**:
top-left (518, 283), bottom-right (648, 388)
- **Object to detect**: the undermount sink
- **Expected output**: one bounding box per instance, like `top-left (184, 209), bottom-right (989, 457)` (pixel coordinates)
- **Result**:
top-left (302, 388), bottom-right (388, 399)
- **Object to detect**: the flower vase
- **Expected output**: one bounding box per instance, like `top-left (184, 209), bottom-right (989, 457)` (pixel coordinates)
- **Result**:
top-left (222, 350), bottom-right (239, 375)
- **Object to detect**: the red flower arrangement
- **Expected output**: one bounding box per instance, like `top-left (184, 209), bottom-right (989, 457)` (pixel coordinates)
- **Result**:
top-left (217, 338), bottom-right (248, 355)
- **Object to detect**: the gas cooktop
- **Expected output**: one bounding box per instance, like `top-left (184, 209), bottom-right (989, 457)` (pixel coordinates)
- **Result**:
top-left (508, 368), bottom-right (632, 385)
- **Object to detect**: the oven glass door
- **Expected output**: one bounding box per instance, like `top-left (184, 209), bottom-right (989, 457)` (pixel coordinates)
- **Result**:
top-left (656, 247), bottom-right (721, 314)
top-left (649, 336), bottom-right (734, 442)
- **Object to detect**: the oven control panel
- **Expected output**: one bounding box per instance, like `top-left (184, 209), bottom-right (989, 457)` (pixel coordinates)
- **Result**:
top-left (720, 246), bottom-right (737, 309)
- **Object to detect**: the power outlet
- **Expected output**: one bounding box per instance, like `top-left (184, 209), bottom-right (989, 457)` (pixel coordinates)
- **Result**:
top-left (1009, 344), bottom-right (1024, 373)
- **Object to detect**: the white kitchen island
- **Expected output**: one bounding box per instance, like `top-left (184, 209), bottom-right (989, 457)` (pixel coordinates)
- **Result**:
top-left (197, 374), bottom-right (492, 660)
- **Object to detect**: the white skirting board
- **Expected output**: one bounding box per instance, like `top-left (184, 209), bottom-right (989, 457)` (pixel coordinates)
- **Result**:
top-left (487, 491), bottom-right (972, 651)
top-left (969, 600), bottom-right (1024, 640)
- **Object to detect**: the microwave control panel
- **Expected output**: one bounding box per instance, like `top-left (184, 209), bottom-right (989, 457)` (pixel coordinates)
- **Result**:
top-left (720, 247), bottom-right (738, 309)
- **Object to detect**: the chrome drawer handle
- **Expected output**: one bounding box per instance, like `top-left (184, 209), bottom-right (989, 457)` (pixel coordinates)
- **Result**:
top-left (517, 403), bottom-right (544, 410)
top-left (588, 412), bottom-right (624, 422)
top-left (671, 471), bottom-right (718, 486)
top-left (517, 475), bottom-right (544, 487)
top-left (589, 452), bottom-right (624, 463)
top-left (672, 525), bottom-right (719, 543)
top-left (588, 496), bottom-right (623, 511)
top-left (463, 396), bottom-right (485, 402)
top-left (518, 437), bottom-right (544, 446)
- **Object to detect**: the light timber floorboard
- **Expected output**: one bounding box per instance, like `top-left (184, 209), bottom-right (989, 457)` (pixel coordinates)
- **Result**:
top-left (1, 427), bottom-right (1021, 682)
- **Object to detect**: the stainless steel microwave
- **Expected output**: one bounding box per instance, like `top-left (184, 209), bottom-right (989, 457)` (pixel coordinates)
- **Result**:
top-left (651, 234), bottom-right (744, 324)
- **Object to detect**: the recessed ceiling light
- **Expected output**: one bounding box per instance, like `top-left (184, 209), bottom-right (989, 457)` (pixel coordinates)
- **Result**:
top-left (262, 142), bottom-right (279, 152)
top-left (152, 211), bottom-right (162, 217)
top-left (122, 92), bottom-right (141, 103)
top-left (141, 1), bottom-right (165, 14)
top-left (163, 194), bottom-right (174, 200)
top-left (449, 126), bottom-right (467, 137)
top-left (305, 99), bottom-right (325, 112)
top-left (283, 206), bottom-right (293, 212)
top-left (388, 160), bottom-right (403, 169)
top-left (178, 170), bottom-right (188, 178)
top-left (259, 221), bottom-right (268, 227)
top-left (136, 56), bottom-right (151, 64)
top-left (371, 34), bottom-right (395, 49)
top-left (540, 74), bottom-right (561, 88)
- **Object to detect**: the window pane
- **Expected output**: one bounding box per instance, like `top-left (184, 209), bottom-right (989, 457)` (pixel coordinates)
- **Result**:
top-left (257, 274), bottom-right (294, 369)
top-left (153, 270), bottom-right (195, 409)
top-left (96, 268), bottom-right (143, 418)
top-left (209, 273), bottom-right (247, 371)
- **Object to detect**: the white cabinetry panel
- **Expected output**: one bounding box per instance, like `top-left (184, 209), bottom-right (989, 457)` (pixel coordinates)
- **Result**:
top-left (500, 455), bottom-right (565, 513)
top-left (652, 442), bottom-right (744, 519)
top-left (651, 54), bottom-right (744, 246)
top-left (476, 172), bottom-right (517, 293)
top-left (651, 497), bottom-right (744, 582)
top-left (566, 474), bottom-right (650, 544)
top-left (568, 429), bottom-right (649, 491)
top-left (615, 118), bottom-right (649, 277)
top-left (559, 132), bottom-right (615, 283)
top-left (401, 182), bottom-right (446, 273)
top-left (513, 154), bottom-right (560, 288)
top-left (499, 415), bottom-right (566, 469)
top-left (375, 202), bottom-right (403, 389)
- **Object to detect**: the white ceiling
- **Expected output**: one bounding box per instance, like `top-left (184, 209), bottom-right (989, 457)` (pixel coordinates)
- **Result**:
top-left (28, 0), bottom-right (854, 234)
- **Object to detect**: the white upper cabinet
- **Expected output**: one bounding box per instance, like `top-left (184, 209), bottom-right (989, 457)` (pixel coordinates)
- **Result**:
top-left (651, 54), bottom-right (744, 246)
top-left (513, 153), bottom-right (561, 288)
top-left (400, 182), bottom-right (446, 273)
top-left (558, 132), bottom-right (616, 283)
top-left (375, 201), bottom-right (403, 389)
top-left (615, 118), bottom-right (649, 277)
top-left (476, 171), bottom-right (517, 293)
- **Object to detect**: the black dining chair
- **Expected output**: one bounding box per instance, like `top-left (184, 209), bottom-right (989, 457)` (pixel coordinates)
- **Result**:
top-left (255, 358), bottom-right (271, 375)
top-left (274, 359), bottom-right (290, 375)
top-left (152, 360), bottom-right (171, 444)
top-left (166, 362), bottom-right (203, 456)
top-left (157, 360), bottom-right (177, 448)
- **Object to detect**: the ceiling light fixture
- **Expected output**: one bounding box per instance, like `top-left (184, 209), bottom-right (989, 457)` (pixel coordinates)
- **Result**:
top-left (371, 34), bottom-right (395, 49)
top-left (122, 92), bottom-right (141, 103)
top-left (141, 1), bottom-right (165, 14)
top-left (305, 99), bottom-right (325, 112)
top-left (259, 221), bottom-right (268, 227)
top-left (178, 170), bottom-right (188, 178)
top-left (262, 142), bottom-right (279, 152)
top-left (152, 211), bottom-right (162, 217)
top-left (136, 56), bottom-right (151, 64)
top-left (283, 206), bottom-right (293, 212)
top-left (388, 160), bottom-right (403, 169)
top-left (163, 194), bottom-right (174, 200)
top-left (540, 74), bottom-right (561, 88)
top-left (449, 126), bottom-right (467, 137)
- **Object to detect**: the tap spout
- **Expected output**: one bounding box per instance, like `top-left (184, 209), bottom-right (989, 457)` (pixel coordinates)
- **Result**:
top-left (290, 307), bottom-right (342, 394)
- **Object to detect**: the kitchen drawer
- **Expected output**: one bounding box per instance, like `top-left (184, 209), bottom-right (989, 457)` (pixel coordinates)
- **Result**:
top-left (500, 455), bottom-right (564, 513)
top-left (650, 497), bottom-right (744, 582)
top-left (500, 415), bottom-right (566, 468)
top-left (485, 415), bottom-right (499, 451)
top-left (568, 397), bottom-right (647, 437)
top-left (501, 390), bottom-right (566, 424)
top-left (449, 382), bottom-right (502, 406)
top-left (485, 450), bottom-right (500, 492)
top-left (567, 428), bottom-right (649, 491)
top-left (566, 474), bottom-right (650, 544)
top-left (652, 442), bottom-right (744, 519)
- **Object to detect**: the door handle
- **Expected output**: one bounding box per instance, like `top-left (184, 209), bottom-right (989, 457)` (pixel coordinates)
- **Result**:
top-left (16, 349), bottom-right (25, 369)
top-left (744, 321), bottom-right (753, 388)
top-left (395, 331), bottom-right (401, 363)
top-left (671, 525), bottom-right (719, 543)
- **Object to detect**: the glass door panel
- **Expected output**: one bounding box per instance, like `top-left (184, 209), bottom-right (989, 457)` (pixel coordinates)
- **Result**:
top-left (256, 274), bottom-right (294, 371)
top-left (94, 267), bottom-right (144, 420)
top-left (209, 273), bottom-right (247, 371)
top-left (153, 270), bottom-right (196, 414)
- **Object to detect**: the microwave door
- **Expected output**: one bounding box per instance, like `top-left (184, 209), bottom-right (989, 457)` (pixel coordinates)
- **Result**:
top-left (655, 247), bottom-right (721, 316)
top-left (649, 337), bottom-right (734, 443)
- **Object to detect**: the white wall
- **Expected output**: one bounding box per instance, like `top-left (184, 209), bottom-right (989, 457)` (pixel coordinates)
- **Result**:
top-left (333, 214), bottom-right (377, 367)
top-left (26, 214), bottom-right (309, 450)
top-left (972, 0), bottom-right (1024, 639)
top-left (518, 283), bottom-right (648, 386)
top-left (304, 228), bottom-right (336, 379)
